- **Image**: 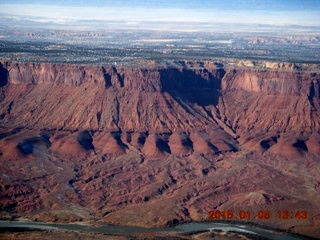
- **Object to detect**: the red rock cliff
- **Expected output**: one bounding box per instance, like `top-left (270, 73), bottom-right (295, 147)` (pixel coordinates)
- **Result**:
top-left (0, 61), bottom-right (319, 133)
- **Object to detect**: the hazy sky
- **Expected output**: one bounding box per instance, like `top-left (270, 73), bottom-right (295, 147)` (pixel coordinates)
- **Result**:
top-left (0, 0), bottom-right (319, 26)
top-left (1, 0), bottom-right (320, 10)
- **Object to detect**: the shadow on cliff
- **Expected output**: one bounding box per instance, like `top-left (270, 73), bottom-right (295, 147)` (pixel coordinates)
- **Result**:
top-left (102, 66), bottom-right (124, 88)
top-left (159, 68), bottom-right (224, 107)
top-left (0, 63), bottom-right (8, 88)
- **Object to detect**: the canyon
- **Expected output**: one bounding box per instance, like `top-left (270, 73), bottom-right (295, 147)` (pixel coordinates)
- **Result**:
top-left (0, 60), bottom-right (319, 238)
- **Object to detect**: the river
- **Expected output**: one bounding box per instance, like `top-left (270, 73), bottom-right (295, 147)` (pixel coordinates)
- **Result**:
top-left (0, 220), bottom-right (304, 239)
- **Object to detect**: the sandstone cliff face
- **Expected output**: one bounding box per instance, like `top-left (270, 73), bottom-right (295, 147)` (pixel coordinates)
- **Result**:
top-left (219, 68), bottom-right (320, 138)
top-left (221, 68), bottom-right (315, 95)
top-left (0, 62), bottom-right (224, 132)
top-left (0, 61), bottom-right (320, 238)
top-left (1, 61), bottom-right (319, 133)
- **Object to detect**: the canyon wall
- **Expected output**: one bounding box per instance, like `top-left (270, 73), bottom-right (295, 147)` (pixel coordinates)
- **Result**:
top-left (0, 61), bottom-right (319, 133)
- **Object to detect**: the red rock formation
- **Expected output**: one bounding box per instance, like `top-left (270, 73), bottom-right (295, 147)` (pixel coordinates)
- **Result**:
top-left (0, 61), bottom-right (319, 238)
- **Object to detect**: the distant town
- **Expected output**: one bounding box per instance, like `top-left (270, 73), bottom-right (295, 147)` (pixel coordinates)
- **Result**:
top-left (1, 21), bottom-right (319, 65)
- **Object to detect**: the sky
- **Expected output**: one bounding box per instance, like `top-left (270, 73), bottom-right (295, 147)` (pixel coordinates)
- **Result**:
top-left (1, 0), bottom-right (320, 10)
top-left (0, 0), bottom-right (319, 26)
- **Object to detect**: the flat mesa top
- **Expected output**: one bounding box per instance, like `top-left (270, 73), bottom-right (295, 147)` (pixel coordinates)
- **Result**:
top-left (1, 58), bottom-right (319, 73)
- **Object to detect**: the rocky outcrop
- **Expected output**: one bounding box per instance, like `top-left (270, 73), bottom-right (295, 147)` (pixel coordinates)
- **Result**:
top-left (221, 68), bottom-right (318, 95)
top-left (1, 61), bottom-right (319, 133)
top-left (218, 69), bottom-right (320, 136)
